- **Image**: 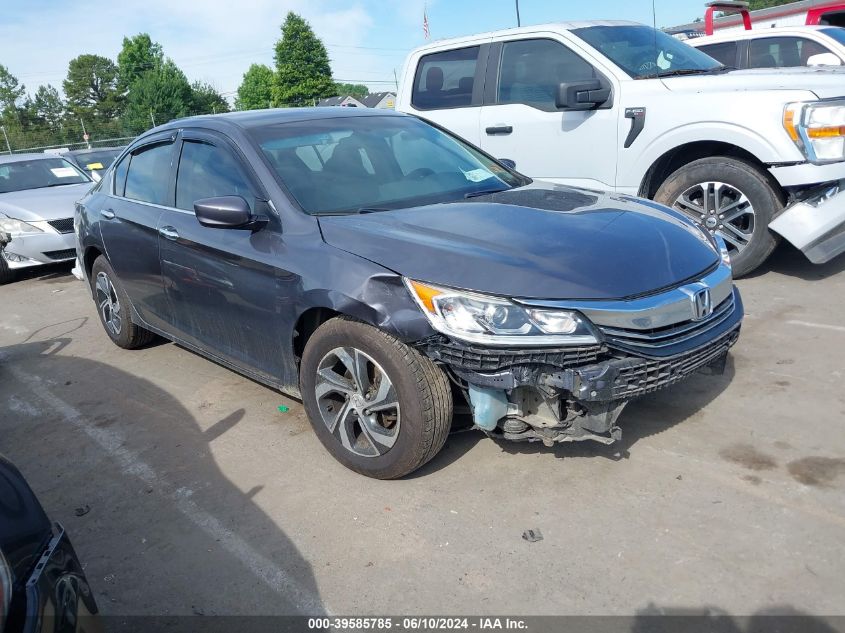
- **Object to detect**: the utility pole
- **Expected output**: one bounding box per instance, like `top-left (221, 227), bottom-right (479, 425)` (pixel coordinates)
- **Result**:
top-left (150, 109), bottom-right (156, 127)
top-left (393, 68), bottom-right (399, 92)
top-left (79, 118), bottom-right (91, 149)
top-left (516, 0), bottom-right (521, 26)
top-left (0, 126), bottom-right (11, 154)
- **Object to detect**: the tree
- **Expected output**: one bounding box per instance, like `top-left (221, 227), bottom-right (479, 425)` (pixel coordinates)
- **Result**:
top-left (190, 81), bottom-right (230, 114)
top-left (63, 54), bottom-right (121, 121)
top-left (117, 33), bottom-right (164, 93)
top-left (0, 64), bottom-right (25, 114)
top-left (236, 64), bottom-right (275, 110)
top-left (122, 60), bottom-right (193, 131)
top-left (747, 0), bottom-right (793, 9)
top-left (31, 85), bottom-right (65, 128)
top-left (272, 12), bottom-right (335, 106)
top-left (333, 82), bottom-right (369, 100)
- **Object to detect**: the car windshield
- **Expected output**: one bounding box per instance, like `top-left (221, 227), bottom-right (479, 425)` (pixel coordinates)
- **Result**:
top-left (74, 149), bottom-right (121, 174)
top-left (0, 157), bottom-right (90, 193)
top-left (251, 115), bottom-right (528, 215)
top-left (572, 24), bottom-right (725, 78)
top-left (821, 27), bottom-right (845, 46)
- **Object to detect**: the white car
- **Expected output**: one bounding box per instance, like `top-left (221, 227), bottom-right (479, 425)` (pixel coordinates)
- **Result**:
top-left (688, 25), bottom-right (845, 69)
top-left (396, 20), bottom-right (845, 275)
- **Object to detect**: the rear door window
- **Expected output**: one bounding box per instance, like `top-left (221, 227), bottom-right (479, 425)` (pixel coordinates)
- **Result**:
top-left (124, 142), bottom-right (174, 205)
top-left (497, 38), bottom-right (596, 111)
top-left (412, 46), bottom-right (480, 110)
top-left (696, 41), bottom-right (738, 67)
top-left (748, 36), bottom-right (831, 68)
top-left (175, 140), bottom-right (254, 212)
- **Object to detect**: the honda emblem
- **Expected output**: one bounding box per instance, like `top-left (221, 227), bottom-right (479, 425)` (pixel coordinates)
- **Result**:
top-left (691, 287), bottom-right (713, 321)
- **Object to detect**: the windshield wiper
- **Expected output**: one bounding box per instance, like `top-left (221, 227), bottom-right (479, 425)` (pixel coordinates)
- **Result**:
top-left (355, 207), bottom-right (391, 214)
top-left (642, 66), bottom-right (731, 79)
top-left (464, 188), bottom-right (508, 199)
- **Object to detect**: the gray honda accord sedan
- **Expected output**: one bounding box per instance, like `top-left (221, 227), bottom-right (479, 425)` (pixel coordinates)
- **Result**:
top-left (76, 108), bottom-right (742, 478)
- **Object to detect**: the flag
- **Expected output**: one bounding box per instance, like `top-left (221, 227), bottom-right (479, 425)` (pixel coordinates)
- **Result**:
top-left (423, 7), bottom-right (430, 39)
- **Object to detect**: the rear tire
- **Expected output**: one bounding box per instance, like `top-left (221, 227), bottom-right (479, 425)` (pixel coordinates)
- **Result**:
top-left (300, 317), bottom-right (452, 479)
top-left (0, 256), bottom-right (13, 285)
top-left (90, 256), bottom-right (156, 349)
top-left (654, 156), bottom-right (784, 277)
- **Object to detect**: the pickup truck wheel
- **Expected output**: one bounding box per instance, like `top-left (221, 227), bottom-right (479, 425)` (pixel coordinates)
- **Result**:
top-left (654, 157), bottom-right (784, 277)
top-left (90, 256), bottom-right (156, 349)
top-left (300, 317), bottom-right (452, 479)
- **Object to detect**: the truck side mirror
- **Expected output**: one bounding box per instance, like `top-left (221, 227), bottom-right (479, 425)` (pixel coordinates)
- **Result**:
top-left (806, 52), bottom-right (842, 66)
top-left (555, 80), bottom-right (611, 110)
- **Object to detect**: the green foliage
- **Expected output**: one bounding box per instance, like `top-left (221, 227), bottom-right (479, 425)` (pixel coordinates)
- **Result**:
top-left (333, 82), bottom-right (369, 100)
top-left (123, 60), bottom-right (193, 131)
top-left (747, 0), bottom-right (794, 9)
top-left (0, 64), bottom-right (26, 114)
top-left (272, 12), bottom-right (335, 106)
top-left (236, 64), bottom-right (276, 110)
top-left (30, 85), bottom-right (65, 128)
top-left (117, 33), bottom-right (164, 93)
top-left (190, 81), bottom-right (230, 114)
top-left (63, 54), bottom-right (121, 121)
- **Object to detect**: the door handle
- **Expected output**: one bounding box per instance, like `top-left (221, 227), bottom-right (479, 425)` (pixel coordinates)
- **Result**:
top-left (485, 125), bottom-right (513, 135)
top-left (100, 208), bottom-right (115, 220)
top-left (159, 226), bottom-right (179, 241)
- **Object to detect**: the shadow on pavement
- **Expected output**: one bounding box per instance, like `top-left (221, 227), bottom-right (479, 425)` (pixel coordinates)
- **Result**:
top-left (629, 604), bottom-right (842, 633)
top-left (745, 242), bottom-right (845, 281)
top-left (0, 338), bottom-right (326, 625)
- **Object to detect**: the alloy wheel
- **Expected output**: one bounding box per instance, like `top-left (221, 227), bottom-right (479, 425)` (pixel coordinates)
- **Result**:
top-left (95, 271), bottom-right (122, 336)
top-left (671, 181), bottom-right (755, 254)
top-left (314, 346), bottom-right (400, 458)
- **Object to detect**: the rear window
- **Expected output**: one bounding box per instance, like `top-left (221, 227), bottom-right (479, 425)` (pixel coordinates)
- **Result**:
top-left (696, 41), bottom-right (738, 67)
top-left (411, 46), bottom-right (480, 110)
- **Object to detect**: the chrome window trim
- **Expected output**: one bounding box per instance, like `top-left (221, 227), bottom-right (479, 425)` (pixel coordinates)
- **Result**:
top-left (514, 264), bottom-right (733, 330)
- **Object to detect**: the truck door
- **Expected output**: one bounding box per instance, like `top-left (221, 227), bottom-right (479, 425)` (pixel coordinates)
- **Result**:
top-left (478, 37), bottom-right (619, 190)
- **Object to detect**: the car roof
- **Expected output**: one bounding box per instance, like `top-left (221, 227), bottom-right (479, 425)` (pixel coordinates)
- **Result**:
top-left (691, 25), bottom-right (836, 44)
top-left (162, 106), bottom-right (406, 132)
top-left (67, 146), bottom-right (124, 155)
top-left (0, 152), bottom-right (72, 165)
top-left (408, 20), bottom-right (641, 54)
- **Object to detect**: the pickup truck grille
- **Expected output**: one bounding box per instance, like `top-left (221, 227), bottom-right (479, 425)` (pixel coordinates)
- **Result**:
top-left (599, 294), bottom-right (736, 351)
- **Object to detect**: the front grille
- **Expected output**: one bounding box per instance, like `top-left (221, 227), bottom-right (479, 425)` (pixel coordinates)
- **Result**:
top-left (43, 249), bottom-right (76, 261)
top-left (599, 295), bottom-right (736, 351)
top-left (47, 218), bottom-right (75, 234)
top-left (608, 326), bottom-right (739, 399)
top-left (424, 337), bottom-right (606, 372)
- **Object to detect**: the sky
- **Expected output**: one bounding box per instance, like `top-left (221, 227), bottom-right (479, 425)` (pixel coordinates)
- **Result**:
top-left (0, 0), bottom-right (708, 102)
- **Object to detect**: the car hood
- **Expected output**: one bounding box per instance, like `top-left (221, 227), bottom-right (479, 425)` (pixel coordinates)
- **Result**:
top-left (0, 182), bottom-right (91, 222)
top-left (318, 184), bottom-right (719, 300)
top-left (662, 67), bottom-right (845, 99)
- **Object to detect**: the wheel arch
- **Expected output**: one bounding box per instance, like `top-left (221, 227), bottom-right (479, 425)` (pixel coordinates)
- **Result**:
top-left (638, 141), bottom-right (770, 199)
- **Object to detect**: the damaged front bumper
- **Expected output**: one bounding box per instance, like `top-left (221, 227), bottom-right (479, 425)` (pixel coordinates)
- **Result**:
top-left (420, 288), bottom-right (743, 447)
top-left (770, 179), bottom-right (845, 264)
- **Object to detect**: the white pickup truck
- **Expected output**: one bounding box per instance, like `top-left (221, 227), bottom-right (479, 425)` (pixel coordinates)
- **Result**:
top-left (395, 20), bottom-right (845, 276)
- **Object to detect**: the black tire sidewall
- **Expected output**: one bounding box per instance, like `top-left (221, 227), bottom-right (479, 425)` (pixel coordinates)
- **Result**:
top-left (90, 256), bottom-right (137, 349)
top-left (654, 157), bottom-right (783, 277)
top-left (300, 319), bottom-right (441, 479)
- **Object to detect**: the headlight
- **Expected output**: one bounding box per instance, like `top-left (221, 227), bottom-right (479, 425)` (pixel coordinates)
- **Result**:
top-left (0, 215), bottom-right (43, 237)
top-left (405, 279), bottom-right (599, 346)
top-left (0, 549), bottom-right (11, 633)
top-left (784, 100), bottom-right (845, 164)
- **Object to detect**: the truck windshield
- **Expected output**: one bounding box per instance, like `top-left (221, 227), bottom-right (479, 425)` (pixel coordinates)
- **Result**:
top-left (572, 24), bottom-right (725, 79)
top-left (252, 115), bottom-right (529, 215)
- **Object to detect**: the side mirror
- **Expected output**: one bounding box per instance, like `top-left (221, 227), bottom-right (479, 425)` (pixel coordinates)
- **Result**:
top-left (194, 196), bottom-right (265, 230)
top-left (556, 79), bottom-right (611, 110)
top-left (806, 52), bottom-right (842, 66)
top-left (498, 158), bottom-right (517, 170)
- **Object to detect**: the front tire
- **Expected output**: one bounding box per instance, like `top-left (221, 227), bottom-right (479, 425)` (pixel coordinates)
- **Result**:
top-left (90, 256), bottom-right (155, 349)
top-left (300, 317), bottom-right (452, 479)
top-left (654, 156), bottom-right (784, 277)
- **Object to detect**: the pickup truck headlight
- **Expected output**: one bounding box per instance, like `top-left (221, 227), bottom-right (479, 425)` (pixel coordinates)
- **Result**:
top-left (405, 279), bottom-right (599, 346)
top-left (784, 100), bottom-right (845, 164)
top-left (0, 214), bottom-right (44, 237)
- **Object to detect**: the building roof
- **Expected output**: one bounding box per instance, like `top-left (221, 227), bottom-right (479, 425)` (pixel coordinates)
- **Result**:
top-left (360, 92), bottom-right (396, 108)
